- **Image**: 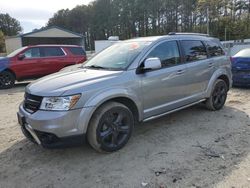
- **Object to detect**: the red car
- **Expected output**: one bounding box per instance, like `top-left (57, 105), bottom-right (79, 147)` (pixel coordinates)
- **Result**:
top-left (0, 45), bottom-right (87, 89)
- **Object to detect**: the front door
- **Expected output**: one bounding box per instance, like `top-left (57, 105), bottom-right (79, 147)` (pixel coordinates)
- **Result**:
top-left (140, 40), bottom-right (189, 119)
top-left (15, 47), bottom-right (44, 78)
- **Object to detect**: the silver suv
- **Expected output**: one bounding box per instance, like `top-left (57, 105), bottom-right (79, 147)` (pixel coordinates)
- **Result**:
top-left (17, 33), bottom-right (232, 152)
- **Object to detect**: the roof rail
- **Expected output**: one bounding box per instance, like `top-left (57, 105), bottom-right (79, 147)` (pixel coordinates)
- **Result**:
top-left (168, 32), bottom-right (209, 37)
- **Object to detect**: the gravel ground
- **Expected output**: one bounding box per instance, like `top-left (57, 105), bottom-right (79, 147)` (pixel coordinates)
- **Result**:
top-left (0, 83), bottom-right (250, 188)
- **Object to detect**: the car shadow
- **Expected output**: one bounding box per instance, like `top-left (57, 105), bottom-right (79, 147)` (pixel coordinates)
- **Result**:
top-left (233, 85), bottom-right (250, 89)
top-left (0, 105), bottom-right (249, 187)
top-left (0, 82), bottom-right (30, 95)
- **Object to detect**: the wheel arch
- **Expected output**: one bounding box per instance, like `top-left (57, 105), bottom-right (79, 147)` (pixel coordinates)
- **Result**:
top-left (217, 74), bottom-right (230, 90)
top-left (78, 94), bottom-right (142, 134)
top-left (206, 69), bottom-right (232, 98)
top-left (103, 97), bottom-right (140, 123)
top-left (2, 68), bottom-right (16, 79)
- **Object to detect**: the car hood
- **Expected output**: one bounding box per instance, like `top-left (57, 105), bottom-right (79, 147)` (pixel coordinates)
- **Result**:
top-left (0, 57), bottom-right (10, 72)
top-left (26, 68), bottom-right (123, 96)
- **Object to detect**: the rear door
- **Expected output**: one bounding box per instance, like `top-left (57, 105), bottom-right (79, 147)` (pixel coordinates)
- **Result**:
top-left (39, 47), bottom-right (68, 74)
top-left (180, 40), bottom-right (212, 95)
top-left (205, 40), bottom-right (226, 70)
top-left (141, 40), bottom-right (190, 118)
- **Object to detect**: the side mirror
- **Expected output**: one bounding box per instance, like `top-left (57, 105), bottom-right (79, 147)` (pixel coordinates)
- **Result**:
top-left (18, 53), bottom-right (25, 60)
top-left (137, 57), bottom-right (161, 74)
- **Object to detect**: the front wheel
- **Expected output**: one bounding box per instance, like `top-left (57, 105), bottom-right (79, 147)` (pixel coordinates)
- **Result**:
top-left (0, 71), bottom-right (15, 89)
top-left (87, 102), bottom-right (134, 153)
top-left (205, 79), bottom-right (228, 111)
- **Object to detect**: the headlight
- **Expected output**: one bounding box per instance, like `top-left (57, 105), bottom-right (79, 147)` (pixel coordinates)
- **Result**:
top-left (40, 94), bottom-right (81, 111)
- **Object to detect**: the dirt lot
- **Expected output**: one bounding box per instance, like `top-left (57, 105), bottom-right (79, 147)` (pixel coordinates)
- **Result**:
top-left (0, 83), bottom-right (250, 188)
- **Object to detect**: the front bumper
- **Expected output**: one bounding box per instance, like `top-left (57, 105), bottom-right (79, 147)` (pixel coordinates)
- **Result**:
top-left (18, 103), bottom-right (94, 148)
top-left (20, 123), bottom-right (86, 148)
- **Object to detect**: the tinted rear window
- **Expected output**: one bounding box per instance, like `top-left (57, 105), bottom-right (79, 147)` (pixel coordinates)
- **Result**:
top-left (181, 40), bottom-right (207, 62)
top-left (40, 47), bottom-right (65, 57)
top-left (147, 41), bottom-right (181, 68)
top-left (206, 41), bottom-right (225, 57)
top-left (67, 47), bottom-right (86, 55)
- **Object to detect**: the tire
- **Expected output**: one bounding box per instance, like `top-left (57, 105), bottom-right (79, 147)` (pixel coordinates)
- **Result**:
top-left (205, 79), bottom-right (228, 111)
top-left (87, 102), bottom-right (134, 153)
top-left (0, 71), bottom-right (15, 89)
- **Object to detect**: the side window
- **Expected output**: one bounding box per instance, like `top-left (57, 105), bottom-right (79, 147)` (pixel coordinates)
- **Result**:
top-left (181, 40), bottom-right (207, 62)
top-left (24, 48), bottom-right (40, 58)
top-left (206, 41), bottom-right (225, 57)
top-left (67, 47), bottom-right (86, 55)
top-left (147, 41), bottom-right (181, 68)
top-left (40, 47), bottom-right (65, 57)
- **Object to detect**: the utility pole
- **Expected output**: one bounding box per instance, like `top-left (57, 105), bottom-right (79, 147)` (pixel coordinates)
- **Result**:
top-left (225, 27), bottom-right (227, 41)
top-left (207, 7), bottom-right (209, 35)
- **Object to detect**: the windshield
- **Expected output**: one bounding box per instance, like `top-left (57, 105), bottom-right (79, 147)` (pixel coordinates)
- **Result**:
top-left (83, 41), bottom-right (151, 70)
top-left (233, 48), bottom-right (250, 58)
top-left (7, 47), bottom-right (27, 58)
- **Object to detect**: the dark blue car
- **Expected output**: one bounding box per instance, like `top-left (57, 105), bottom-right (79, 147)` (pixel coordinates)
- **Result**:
top-left (231, 48), bottom-right (250, 87)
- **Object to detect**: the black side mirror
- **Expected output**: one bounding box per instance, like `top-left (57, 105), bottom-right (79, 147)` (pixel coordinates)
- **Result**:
top-left (136, 57), bottom-right (162, 74)
top-left (18, 53), bottom-right (25, 60)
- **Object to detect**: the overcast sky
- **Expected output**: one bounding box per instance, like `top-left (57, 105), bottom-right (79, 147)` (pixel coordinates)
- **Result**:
top-left (0, 0), bottom-right (93, 33)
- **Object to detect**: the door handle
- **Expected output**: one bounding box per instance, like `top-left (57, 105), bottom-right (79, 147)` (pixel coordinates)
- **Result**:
top-left (177, 70), bottom-right (185, 75)
top-left (208, 62), bottom-right (214, 67)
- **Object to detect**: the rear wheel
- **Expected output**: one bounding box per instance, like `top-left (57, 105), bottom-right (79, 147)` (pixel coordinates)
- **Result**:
top-left (205, 79), bottom-right (228, 111)
top-left (0, 71), bottom-right (15, 89)
top-left (87, 102), bottom-right (134, 153)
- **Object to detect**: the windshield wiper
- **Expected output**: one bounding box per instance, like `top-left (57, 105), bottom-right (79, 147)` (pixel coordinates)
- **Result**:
top-left (83, 65), bottom-right (124, 71)
top-left (83, 65), bottom-right (107, 70)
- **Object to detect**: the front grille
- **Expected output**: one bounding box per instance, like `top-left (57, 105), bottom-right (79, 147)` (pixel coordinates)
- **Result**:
top-left (23, 93), bottom-right (43, 113)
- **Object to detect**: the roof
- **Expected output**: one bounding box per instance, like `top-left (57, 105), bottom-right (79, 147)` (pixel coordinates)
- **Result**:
top-left (127, 36), bottom-right (164, 42)
top-left (6, 26), bottom-right (84, 39)
top-left (127, 33), bottom-right (217, 43)
top-left (27, 44), bottom-right (82, 47)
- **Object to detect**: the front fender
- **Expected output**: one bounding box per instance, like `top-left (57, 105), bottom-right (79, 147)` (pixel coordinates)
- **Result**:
top-left (0, 57), bottom-right (10, 72)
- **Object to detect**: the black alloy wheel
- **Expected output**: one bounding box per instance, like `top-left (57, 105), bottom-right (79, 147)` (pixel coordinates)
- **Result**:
top-left (87, 102), bottom-right (134, 153)
top-left (206, 79), bottom-right (228, 111)
top-left (0, 71), bottom-right (15, 89)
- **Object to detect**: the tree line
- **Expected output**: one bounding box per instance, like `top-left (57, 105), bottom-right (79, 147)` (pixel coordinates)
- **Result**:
top-left (47, 0), bottom-right (250, 50)
top-left (0, 13), bottom-right (22, 52)
top-left (1, 0), bottom-right (250, 51)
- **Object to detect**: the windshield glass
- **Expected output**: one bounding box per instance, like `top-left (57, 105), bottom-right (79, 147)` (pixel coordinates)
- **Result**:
top-left (234, 48), bottom-right (250, 58)
top-left (7, 47), bottom-right (27, 58)
top-left (83, 41), bottom-right (151, 70)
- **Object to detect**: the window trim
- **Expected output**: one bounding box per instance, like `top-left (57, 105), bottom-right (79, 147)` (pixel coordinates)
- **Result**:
top-left (22, 47), bottom-right (67, 60)
top-left (139, 39), bottom-right (183, 72)
top-left (204, 41), bottom-right (225, 58)
top-left (23, 47), bottom-right (41, 59)
top-left (179, 40), bottom-right (208, 64)
top-left (40, 47), bottom-right (66, 58)
top-left (67, 47), bottom-right (86, 56)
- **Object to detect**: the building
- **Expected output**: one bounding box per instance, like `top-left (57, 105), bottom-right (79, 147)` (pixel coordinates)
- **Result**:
top-left (94, 36), bottom-right (120, 53)
top-left (5, 26), bottom-right (84, 54)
